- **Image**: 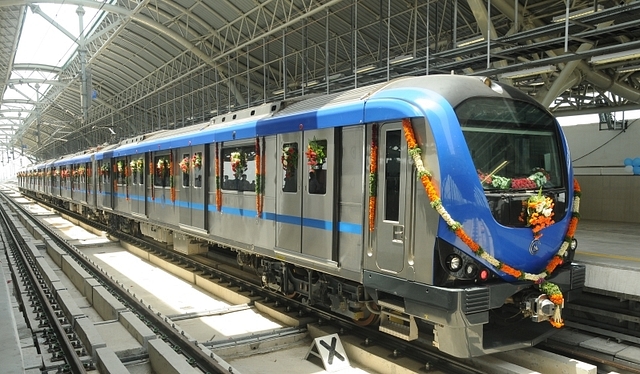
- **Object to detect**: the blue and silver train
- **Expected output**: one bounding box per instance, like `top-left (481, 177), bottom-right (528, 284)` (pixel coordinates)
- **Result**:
top-left (18, 75), bottom-right (585, 357)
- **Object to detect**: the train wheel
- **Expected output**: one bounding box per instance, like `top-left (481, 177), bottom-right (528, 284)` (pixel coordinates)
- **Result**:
top-left (354, 301), bottom-right (380, 326)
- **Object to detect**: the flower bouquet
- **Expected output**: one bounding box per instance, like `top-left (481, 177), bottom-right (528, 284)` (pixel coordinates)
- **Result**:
top-left (281, 145), bottom-right (298, 177)
top-left (520, 188), bottom-right (555, 239)
top-left (179, 156), bottom-right (190, 173)
top-left (192, 153), bottom-right (202, 169)
top-left (100, 164), bottom-right (109, 176)
top-left (306, 138), bottom-right (326, 171)
top-left (230, 151), bottom-right (247, 179)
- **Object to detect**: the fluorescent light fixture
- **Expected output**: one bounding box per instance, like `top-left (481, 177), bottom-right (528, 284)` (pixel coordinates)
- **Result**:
top-left (499, 65), bottom-right (556, 79)
top-left (273, 89), bottom-right (284, 95)
top-left (390, 54), bottom-right (414, 64)
top-left (618, 64), bottom-right (640, 73)
top-left (552, 5), bottom-right (603, 22)
top-left (590, 48), bottom-right (640, 65)
top-left (326, 73), bottom-right (343, 80)
top-left (354, 64), bottom-right (376, 74)
top-left (457, 36), bottom-right (485, 47)
top-left (301, 80), bottom-right (319, 88)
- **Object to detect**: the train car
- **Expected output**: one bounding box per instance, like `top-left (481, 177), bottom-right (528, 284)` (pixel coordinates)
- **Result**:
top-left (18, 75), bottom-right (585, 358)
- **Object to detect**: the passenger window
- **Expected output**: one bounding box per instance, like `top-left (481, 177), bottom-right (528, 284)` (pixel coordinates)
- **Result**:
top-left (192, 152), bottom-right (203, 188)
top-left (222, 145), bottom-right (256, 192)
top-left (281, 143), bottom-right (298, 193)
top-left (384, 130), bottom-right (400, 221)
top-left (130, 158), bottom-right (144, 185)
top-left (154, 155), bottom-right (170, 187)
top-left (179, 153), bottom-right (190, 187)
top-left (99, 163), bottom-right (110, 185)
top-left (116, 160), bottom-right (126, 185)
top-left (306, 138), bottom-right (326, 195)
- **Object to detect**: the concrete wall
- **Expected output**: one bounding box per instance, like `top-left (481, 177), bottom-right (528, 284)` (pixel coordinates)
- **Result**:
top-left (561, 118), bottom-right (640, 223)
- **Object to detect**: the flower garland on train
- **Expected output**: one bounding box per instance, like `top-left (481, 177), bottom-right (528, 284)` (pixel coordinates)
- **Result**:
top-left (149, 156), bottom-right (155, 201)
top-left (400, 118), bottom-right (581, 328)
top-left (170, 152), bottom-right (176, 203)
top-left (215, 143), bottom-right (222, 211)
top-left (368, 124), bottom-right (378, 232)
top-left (255, 137), bottom-right (264, 218)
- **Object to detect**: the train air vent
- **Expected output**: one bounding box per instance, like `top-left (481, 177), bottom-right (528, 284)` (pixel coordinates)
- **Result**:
top-left (463, 288), bottom-right (490, 314)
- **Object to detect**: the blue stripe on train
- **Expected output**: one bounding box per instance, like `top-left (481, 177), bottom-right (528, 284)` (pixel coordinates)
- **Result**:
top-left (94, 191), bottom-right (362, 235)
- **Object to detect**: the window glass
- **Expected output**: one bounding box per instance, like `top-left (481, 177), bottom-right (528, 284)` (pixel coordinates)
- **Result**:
top-left (222, 146), bottom-right (256, 192)
top-left (307, 139), bottom-right (327, 195)
top-left (457, 97), bottom-right (563, 190)
top-left (116, 160), bottom-right (127, 185)
top-left (384, 130), bottom-right (400, 221)
top-left (130, 159), bottom-right (139, 186)
top-left (193, 152), bottom-right (203, 188)
top-left (99, 162), bottom-right (110, 185)
top-left (154, 155), bottom-right (171, 187)
top-left (180, 153), bottom-right (190, 187)
top-left (281, 143), bottom-right (298, 193)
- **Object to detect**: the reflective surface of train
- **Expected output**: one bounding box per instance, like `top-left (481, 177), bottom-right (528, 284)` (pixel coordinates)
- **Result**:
top-left (18, 75), bottom-right (585, 358)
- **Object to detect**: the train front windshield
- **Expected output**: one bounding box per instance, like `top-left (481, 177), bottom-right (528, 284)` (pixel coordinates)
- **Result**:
top-left (456, 98), bottom-right (563, 191)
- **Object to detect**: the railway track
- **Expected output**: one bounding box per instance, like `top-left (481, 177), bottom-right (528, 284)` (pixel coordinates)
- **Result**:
top-left (2, 185), bottom-right (639, 374)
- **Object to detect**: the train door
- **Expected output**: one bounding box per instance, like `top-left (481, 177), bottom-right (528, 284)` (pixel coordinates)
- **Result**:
top-left (373, 122), bottom-right (409, 273)
top-left (276, 132), bottom-right (303, 253)
top-left (178, 146), bottom-right (206, 231)
top-left (301, 129), bottom-right (335, 260)
top-left (100, 160), bottom-right (112, 208)
top-left (131, 154), bottom-right (146, 217)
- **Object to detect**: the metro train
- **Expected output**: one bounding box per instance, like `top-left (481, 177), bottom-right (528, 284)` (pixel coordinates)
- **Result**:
top-left (17, 75), bottom-right (585, 358)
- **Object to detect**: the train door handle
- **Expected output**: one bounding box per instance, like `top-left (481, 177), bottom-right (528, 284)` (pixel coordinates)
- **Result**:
top-left (392, 224), bottom-right (404, 243)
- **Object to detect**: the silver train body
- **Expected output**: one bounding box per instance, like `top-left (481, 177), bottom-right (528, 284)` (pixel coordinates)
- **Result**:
top-left (18, 75), bottom-right (585, 357)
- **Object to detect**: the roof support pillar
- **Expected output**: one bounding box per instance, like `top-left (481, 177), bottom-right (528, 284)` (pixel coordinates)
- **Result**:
top-left (77, 5), bottom-right (91, 125)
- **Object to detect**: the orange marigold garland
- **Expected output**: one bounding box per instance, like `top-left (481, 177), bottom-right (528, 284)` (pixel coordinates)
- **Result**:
top-left (149, 155), bottom-right (155, 201)
top-left (255, 137), bottom-right (263, 218)
top-left (215, 143), bottom-right (222, 212)
top-left (170, 151), bottom-right (176, 203)
top-left (401, 117), bottom-right (581, 328)
top-left (368, 124), bottom-right (378, 232)
top-left (125, 162), bottom-right (130, 201)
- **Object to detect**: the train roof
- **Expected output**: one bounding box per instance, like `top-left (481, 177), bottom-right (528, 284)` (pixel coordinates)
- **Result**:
top-left (61, 75), bottom-right (528, 161)
top-left (100, 78), bottom-right (426, 158)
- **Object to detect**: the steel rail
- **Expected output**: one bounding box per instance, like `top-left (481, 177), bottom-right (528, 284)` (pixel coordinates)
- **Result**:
top-left (1, 193), bottom-right (233, 374)
top-left (0, 201), bottom-right (87, 373)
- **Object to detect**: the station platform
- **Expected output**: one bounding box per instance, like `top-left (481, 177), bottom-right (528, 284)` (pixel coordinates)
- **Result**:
top-left (573, 219), bottom-right (640, 300)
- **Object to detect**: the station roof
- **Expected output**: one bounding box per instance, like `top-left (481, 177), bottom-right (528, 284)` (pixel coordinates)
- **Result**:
top-left (2, 0), bottom-right (640, 162)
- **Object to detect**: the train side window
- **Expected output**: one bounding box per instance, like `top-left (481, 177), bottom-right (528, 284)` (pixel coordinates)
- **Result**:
top-left (180, 153), bottom-right (190, 187)
top-left (154, 155), bottom-right (170, 187)
top-left (222, 145), bottom-right (256, 192)
top-left (130, 160), bottom-right (138, 186)
top-left (116, 160), bottom-right (126, 185)
top-left (100, 163), bottom-right (110, 185)
top-left (282, 143), bottom-right (298, 193)
top-left (193, 152), bottom-right (203, 188)
top-left (307, 139), bottom-right (327, 195)
top-left (384, 130), bottom-right (401, 221)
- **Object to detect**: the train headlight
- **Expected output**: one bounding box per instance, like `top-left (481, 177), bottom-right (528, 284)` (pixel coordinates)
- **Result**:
top-left (570, 238), bottom-right (578, 251)
top-left (446, 254), bottom-right (462, 272)
top-left (465, 264), bottom-right (478, 278)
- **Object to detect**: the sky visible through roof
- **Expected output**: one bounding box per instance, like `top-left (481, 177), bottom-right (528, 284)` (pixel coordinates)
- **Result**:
top-left (1, 2), bottom-right (105, 180)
